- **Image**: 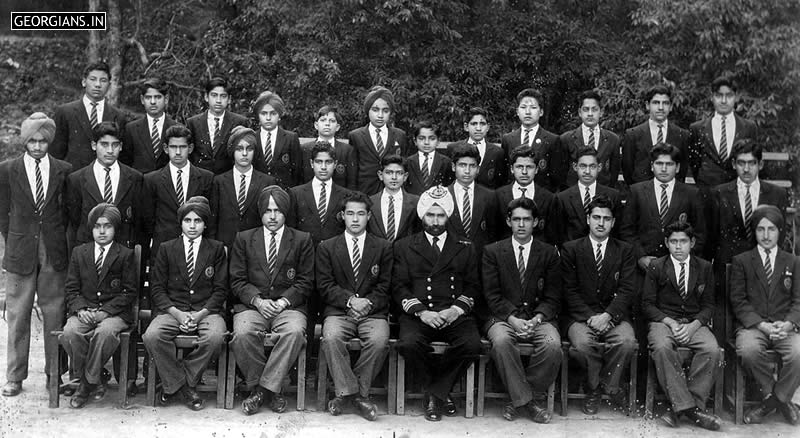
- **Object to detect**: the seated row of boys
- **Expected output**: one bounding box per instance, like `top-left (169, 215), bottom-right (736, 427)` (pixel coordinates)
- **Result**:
top-left (51, 63), bottom-right (757, 200)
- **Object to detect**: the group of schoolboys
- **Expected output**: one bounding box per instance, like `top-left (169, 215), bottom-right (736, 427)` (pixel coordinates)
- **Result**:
top-left (1, 61), bottom-right (797, 432)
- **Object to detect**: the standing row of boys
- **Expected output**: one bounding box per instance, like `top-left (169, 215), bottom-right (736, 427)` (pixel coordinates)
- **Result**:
top-left (1, 62), bottom-right (797, 431)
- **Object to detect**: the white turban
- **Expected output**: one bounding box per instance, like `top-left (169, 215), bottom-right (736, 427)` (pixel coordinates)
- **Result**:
top-left (417, 185), bottom-right (454, 219)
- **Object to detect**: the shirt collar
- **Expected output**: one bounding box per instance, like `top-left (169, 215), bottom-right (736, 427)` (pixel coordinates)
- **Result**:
top-left (261, 126), bottom-right (277, 135)
top-left (24, 153), bottom-right (48, 166)
top-left (425, 231), bottom-right (447, 246)
top-left (95, 241), bottom-right (113, 253)
top-left (589, 235), bottom-right (609, 247)
top-left (83, 95), bottom-right (104, 108)
top-left (264, 225), bottom-right (285, 239)
top-left (757, 245), bottom-right (776, 259)
top-left (511, 236), bottom-right (533, 251)
top-left (146, 113), bottom-right (164, 124)
top-left (654, 178), bottom-right (675, 190)
top-left (578, 181), bottom-right (597, 192)
top-left (208, 111), bottom-right (225, 122)
top-left (513, 182), bottom-right (534, 195)
top-left (670, 254), bottom-right (690, 267)
top-left (383, 188), bottom-right (402, 200)
top-left (234, 166), bottom-right (253, 178)
top-left (94, 160), bottom-right (119, 173)
top-left (737, 178), bottom-right (760, 189)
top-left (345, 231), bottom-right (366, 243)
top-left (183, 234), bottom-right (202, 247)
top-left (456, 181), bottom-right (476, 193)
top-left (648, 119), bottom-right (668, 129)
top-left (169, 162), bottom-right (189, 173)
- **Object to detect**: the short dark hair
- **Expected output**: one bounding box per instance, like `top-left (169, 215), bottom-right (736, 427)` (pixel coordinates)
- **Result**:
top-left (506, 197), bottom-right (539, 219)
top-left (644, 85), bottom-right (672, 102)
top-left (205, 77), bottom-right (229, 94)
top-left (578, 90), bottom-right (602, 107)
top-left (139, 77), bottom-right (169, 96)
top-left (451, 143), bottom-right (481, 165)
top-left (413, 120), bottom-right (439, 138)
top-left (664, 220), bottom-right (695, 240)
top-left (710, 76), bottom-right (737, 93)
top-left (164, 124), bottom-right (192, 144)
top-left (83, 61), bottom-right (111, 79)
top-left (340, 191), bottom-right (373, 212)
top-left (315, 105), bottom-right (341, 124)
top-left (92, 121), bottom-right (121, 142)
top-left (509, 146), bottom-right (536, 165)
top-left (515, 88), bottom-right (545, 110)
top-left (731, 139), bottom-right (763, 162)
top-left (380, 155), bottom-right (408, 172)
top-left (464, 106), bottom-right (489, 124)
top-left (252, 91), bottom-right (286, 117)
top-left (751, 204), bottom-right (784, 233)
top-left (576, 146), bottom-right (599, 161)
top-left (310, 141), bottom-right (336, 161)
top-left (586, 194), bottom-right (616, 218)
top-left (649, 142), bottom-right (682, 163)
top-left (363, 85), bottom-right (395, 115)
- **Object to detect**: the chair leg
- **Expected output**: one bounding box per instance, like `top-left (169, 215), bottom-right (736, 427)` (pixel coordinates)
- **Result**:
top-left (465, 360), bottom-right (475, 418)
top-left (645, 355), bottom-right (656, 419)
top-left (316, 343), bottom-right (328, 412)
top-left (387, 343), bottom-right (397, 415)
top-left (628, 347), bottom-right (638, 416)
top-left (118, 332), bottom-right (130, 408)
top-left (396, 354), bottom-right (405, 415)
top-left (48, 332), bottom-right (61, 408)
top-left (296, 343), bottom-right (307, 411)
top-left (560, 346), bottom-right (568, 416)
top-left (547, 380), bottom-right (555, 414)
top-left (147, 355), bottom-right (157, 407)
top-left (225, 345), bottom-right (236, 409)
top-left (713, 347), bottom-right (724, 415)
top-left (735, 354), bottom-right (744, 425)
top-left (477, 354), bottom-right (488, 417)
top-left (216, 342), bottom-right (228, 409)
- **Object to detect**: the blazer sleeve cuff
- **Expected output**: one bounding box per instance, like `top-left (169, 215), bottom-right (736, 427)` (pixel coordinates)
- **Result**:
top-left (401, 298), bottom-right (425, 315)
top-left (454, 295), bottom-right (474, 313)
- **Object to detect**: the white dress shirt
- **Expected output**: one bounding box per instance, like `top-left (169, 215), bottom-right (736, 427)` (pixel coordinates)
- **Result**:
top-left (453, 182), bottom-right (476, 219)
top-left (582, 125), bottom-right (600, 149)
top-left (260, 127), bottom-right (277, 156)
top-left (712, 113), bottom-right (736, 156)
top-left (183, 235), bottom-right (203, 274)
top-left (95, 241), bottom-right (113, 268)
top-left (345, 231), bottom-right (366, 267)
top-left (648, 119), bottom-right (669, 145)
top-left (381, 189), bottom-right (403, 239)
top-left (511, 237), bottom-right (533, 268)
top-left (93, 161), bottom-right (120, 201)
top-left (263, 225), bottom-right (284, 258)
top-left (312, 177), bottom-right (332, 211)
top-left (512, 182), bottom-right (535, 200)
top-left (578, 181), bottom-right (597, 200)
top-left (589, 236), bottom-right (609, 260)
top-left (670, 255), bottom-right (690, 293)
top-left (83, 95), bottom-right (105, 123)
top-left (736, 178), bottom-right (760, 223)
top-left (653, 178), bottom-right (676, 207)
top-left (23, 153), bottom-right (50, 199)
top-left (520, 125), bottom-right (540, 147)
top-left (417, 151), bottom-right (437, 174)
top-left (425, 231), bottom-right (448, 251)
top-left (756, 245), bottom-right (776, 275)
top-left (169, 162), bottom-right (190, 198)
top-left (370, 123), bottom-right (388, 150)
top-left (207, 111), bottom-right (226, 145)
top-left (234, 166), bottom-right (253, 196)
top-left (469, 139), bottom-right (486, 162)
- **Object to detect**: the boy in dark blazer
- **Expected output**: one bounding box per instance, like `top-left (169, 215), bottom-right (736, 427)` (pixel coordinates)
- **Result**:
top-left (289, 142), bottom-right (350, 245)
top-left (500, 88), bottom-right (562, 192)
top-left (495, 146), bottom-right (561, 244)
top-left (642, 221), bottom-right (721, 430)
top-left (622, 85), bottom-right (690, 184)
top-left (392, 186), bottom-right (482, 421)
top-left (556, 147), bottom-right (621, 245)
top-left (230, 186), bottom-right (314, 416)
top-left (562, 195), bottom-right (637, 415)
top-left (1, 113), bottom-right (72, 397)
top-left (301, 106), bottom-right (357, 190)
top-left (209, 126), bottom-right (276, 248)
top-left (251, 91), bottom-right (302, 189)
top-left (143, 197), bottom-right (228, 411)
top-left (317, 192), bottom-right (393, 421)
top-left (730, 205), bottom-right (800, 425)
top-left (51, 62), bottom-right (128, 169)
top-left (446, 107), bottom-right (506, 189)
top-left (620, 143), bottom-right (705, 272)
top-left (368, 155), bottom-right (420, 241)
top-left (120, 78), bottom-right (175, 173)
top-left (348, 85), bottom-right (410, 195)
top-left (558, 90), bottom-right (620, 190)
top-left (689, 76), bottom-right (758, 188)
top-left (61, 204), bottom-right (136, 408)
top-left (67, 122), bottom-right (142, 249)
top-left (141, 124), bottom-right (213, 259)
top-left (481, 197), bottom-right (562, 423)
top-left (188, 76), bottom-right (249, 175)
top-left (447, 144), bottom-right (498, 254)
top-left (404, 121), bottom-right (454, 195)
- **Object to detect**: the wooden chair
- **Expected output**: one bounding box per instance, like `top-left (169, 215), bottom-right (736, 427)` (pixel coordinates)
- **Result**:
top-left (644, 346), bottom-right (725, 418)
top-left (144, 333), bottom-right (230, 408)
top-left (476, 339), bottom-right (557, 417)
top-left (48, 244), bottom-right (142, 408)
top-left (226, 331), bottom-right (308, 411)
top-left (395, 341), bottom-right (477, 418)
top-left (315, 338), bottom-right (398, 413)
top-left (559, 340), bottom-right (638, 416)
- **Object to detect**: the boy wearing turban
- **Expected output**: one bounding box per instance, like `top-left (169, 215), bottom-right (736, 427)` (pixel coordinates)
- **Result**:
top-left (61, 204), bottom-right (136, 408)
top-left (0, 112), bottom-right (73, 397)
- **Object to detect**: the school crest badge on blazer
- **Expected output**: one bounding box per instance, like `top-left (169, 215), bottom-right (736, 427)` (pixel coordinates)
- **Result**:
top-left (281, 153), bottom-right (290, 164)
top-left (614, 271), bottom-right (619, 281)
top-left (110, 279), bottom-right (120, 288)
top-left (785, 273), bottom-right (792, 290)
top-left (480, 220), bottom-right (487, 231)
top-left (535, 138), bottom-right (542, 145)
top-left (487, 169), bottom-right (495, 180)
top-left (698, 284), bottom-right (705, 294)
top-left (679, 213), bottom-right (688, 223)
top-left (371, 264), bottom-right (379, 277)
top-left (126, 207), bottom-right (133, 219)
top-left (395, 146), bottom-right (402, 155)
top-left (287, 268), bottom-right (296, 280)
top-left (336, 163), bottom-right (345, 174)
top-left (537, 278), bottom-right (544, 290)
top-left (205, 266), bottom-right (214, 278)
top-left (538, 159), bottom-right (547, 170)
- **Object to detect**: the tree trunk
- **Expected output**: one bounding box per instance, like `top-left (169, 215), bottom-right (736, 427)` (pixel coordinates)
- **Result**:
top-left (87, 0), bottom-right (101, 63)
top-left (106, 0), bottom-right (123, 106)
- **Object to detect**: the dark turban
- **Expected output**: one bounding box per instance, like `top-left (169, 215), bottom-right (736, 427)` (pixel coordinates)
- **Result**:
top-left (178, 196), bottom-right (211, 224)
top-left (87, 203), bottom-right (121, 232)
top-left (258, 185), bottom-right (290, 216)
top-left (752, 204), bottom-right (785, 232)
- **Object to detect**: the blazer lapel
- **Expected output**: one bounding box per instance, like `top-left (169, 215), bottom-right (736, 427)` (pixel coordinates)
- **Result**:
top-left (447, 186), bottom-right (464, 227)
top-left (190, 239), bottom-right (212, 287)
top-left (770, 250), bottom-right (789, 297)
top-left (324, 185), bottom-right (345, 224)
top-left (273, 228), bottom-right (293, 285)
top-left (253, 228), bottom-right (272, 281)
top-left (356, 236), bottom-right (380, 290)
top-left (161, 166), bottom-right (179, 205)
top-left (431, 235), bottom-right (461, 275)
top-left (187, 165), bottom-right (203, 197)
top-left (410, 233), bottom-right (437, 269)
top-left (644, 181), bottom-right (661, 219)
top-left (702, 119), bottom-right (721, 162)
top-left (335, 236), bottom-right (356, 289)
top-left (726, 184), bottom-right (744, 227)
top-left (372, 196), bottom-right (386, 236)
top-left (98, 243), bottom-right (119, 283)
top-left (43, 159), bottom-right (64, 207)
top-left (362, 127), bottom-right (379, 159)
top-left (665, 257), bottom-right (679, 294)
top-left (116, 166), bottom-right (134, 203)
top-left (81, 167), bottom-right (104, 203)
top-left (598, 239), bottom-right (615, 285)
top-left (688, 257), bottom-right (700, 298)
top-left (74, 103), bottom-right (94, 139)
top-left (750, 249), bottom-right (769, 296)
top-left (520, 243), bottom-right (536, 288)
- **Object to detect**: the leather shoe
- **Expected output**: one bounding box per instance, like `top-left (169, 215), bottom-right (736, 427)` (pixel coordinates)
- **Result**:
top-left (327, 395), bottom-right (346, 416)
top-left (442, 395), bottom-right (457, 416)
top-left (684, 408), bottom-right (721, 431)
top-left (69, 381), bottom-right (95, 409)
top-left (607, 389), bottom-right (630, 416)
top-left (582, 389), bottom-right (601, 415)
top-left (525, 400), bottom-right (552, 424)
top-left (352, 396), bottom-right (378, 421)
top-left (744, 401), bottom-right (776, 424)
top-left (660, 409), bottom-right (679, 428)
top-left (1, 381), bottom-right (22, 397)
top-left (242, 387), bottom-right (267, 415)
top-left (777, 401), bottom-right (800, 425)
top-left (269, 392), bottom-right (287, 413)
top-left (92, 382), bottom-right (107, 401)
top-left (424, 394), bottom-right (441, 422)
top-left (502, 403), bottom-right (518, 421)
top-left (179, 385), bottom-right (204, 411)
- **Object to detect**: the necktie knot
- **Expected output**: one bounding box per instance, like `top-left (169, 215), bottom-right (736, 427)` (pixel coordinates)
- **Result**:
top-left (423, 152), bottom-right (429, 157)
top-left (661, 183), bottom-right (668, 190)
top-left (91, 102), bottom-right (97, 108)
top-left (519, 187), bottom-right (526, 198)
top-left (519, 245), bottom-right (524, 252)
top-left (35, 158), bottom-right (41, 164)
top-left (177, 169), bottom-right (182, 175)
top-left (765, 249), bottom-right (771, 256)
top-left (680, 262), bottom-right (685, 268)
top-left (432, 236), bottom-right (439, 246)
top-left (271, 231), bottom-right (277, 238)
top-left (104, 167), bottom-right (111, 174)
top-left (214, 117), bottom-right (219, 124)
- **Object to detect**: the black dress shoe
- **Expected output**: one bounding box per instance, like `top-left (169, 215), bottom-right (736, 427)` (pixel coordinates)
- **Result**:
top-left (126, 380), bottom-right (138, 397)
top-left (353, 396), bottom-right (378, 421)
top-left (582, 389), bottom-right (601, 415)
top-left (69, 382), bottom-right (95, 409)
top-left (92, 382), bottom-right (107, 401)
top-left (744, 401), bottom-right (776, 424)
top-left (269, 392), bottom-right (287, 413)
top-left (525, 400), bottom-right (552, 424)
top-left (328, 395), bottom-right (346, 416)
top-left (242, 387), bottom-right (267, 415)
top-left (424, 394), bottom-right (441, 422)
top-left (442, 395), bottom-right (457, 416)
top-left (502, 403), bottom-right (518, 421)
top-left (660, 409), bottom-right (679, 428)
top-left (179, 385), bottom-right (204, 411)
top-left (684, 408), bottom-right (721, 431)
top-left (1, 381), bottom-right (22, 397)
top-left (607, 389), bottom-right (630, 416)
top-left (777, 401), bottom-right (800, 425)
